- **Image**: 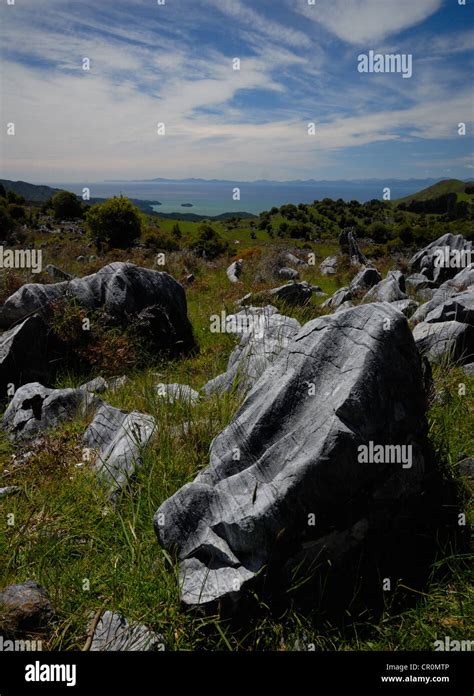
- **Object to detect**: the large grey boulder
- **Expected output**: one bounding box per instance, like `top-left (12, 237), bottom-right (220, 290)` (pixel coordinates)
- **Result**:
top-left (226, 259), bottom-right (243, 284)
top-left (409, 233), bottom-right (472, 283)
top-left (349, 267), bottom-right (382, 294)
top-left (0, 581), bottom-right (53, 633)
top-left (412, 265), bottom-right (474, 324)
top-left (155, 303), bottom-right (431, 608)
top-left (319, 255), bottom-right (338, 275)
top-left (2, 382), bottom-right (96, 440)
top-left (423, 288), bottom-right (474, 326)
top-left (362, 271), bottom-right (407, 303)
top-left (83, 402), bottom-right (156, 499)
top-left (202, 306), bottom-right (300, 395)
top-left (0, 315), bottom-right (49, 399)
top-left (89, 611), bottom-right (163, 651)
top-left (413, 321), bottom-right (474, 364)
top-left (0, 262), bottom-right (195, 355)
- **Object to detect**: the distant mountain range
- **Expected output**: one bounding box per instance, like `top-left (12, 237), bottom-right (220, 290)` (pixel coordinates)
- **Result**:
top-left (108, 176), bottom-right (460, 187)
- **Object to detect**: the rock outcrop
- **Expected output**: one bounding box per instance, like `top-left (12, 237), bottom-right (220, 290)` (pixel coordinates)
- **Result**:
top-left (84, 402), bottom-right (156, 499)
top-left (0, 262), bottom-right (195, 355)
top-left (156, 303), bottom-right (431, 608)
top-left (0, 316), bottom-right (49, 399)
top-left (2, 382), bottom-right (96, 440)
top-left (409, 233), bottom-right (472, 283)
top-left (202, 306), bottom-right (300, 395)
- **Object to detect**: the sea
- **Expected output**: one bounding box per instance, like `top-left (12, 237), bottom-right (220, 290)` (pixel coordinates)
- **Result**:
top-left (47, 179), bottom-right (437, 217)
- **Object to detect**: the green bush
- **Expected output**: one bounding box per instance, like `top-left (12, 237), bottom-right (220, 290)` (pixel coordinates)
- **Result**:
top-left (367, 221), bottom-right (389, 243)
top-left (143, 229), bottom-right (180, 252)
top-left (86, 196), bottom-right (142, 250)
top-left (7, 203), bottom-right (25, 221)
top-left (0, 204), bottom-right (15, 238)
top-left (189, 223), bottom-right (229, 259)
top-left (51, 190), bottom-right (83, 220)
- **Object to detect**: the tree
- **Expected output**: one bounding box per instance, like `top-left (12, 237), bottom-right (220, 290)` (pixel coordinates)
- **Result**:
top-left (367, 221), bottom-right (389, 243)
top-left (51, 190), bottom-right (83, 220)
top-left (171, 222), bottom-right (182, 239)
top-left (86, 196), bottom-right (142, 250)
top-left (0, 183), bottom-right (6, 199)
top-left (189, 223), bottom-right (229, 259)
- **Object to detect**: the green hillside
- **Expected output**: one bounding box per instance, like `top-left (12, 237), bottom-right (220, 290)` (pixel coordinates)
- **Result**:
top-left (0, 179), bottom-right (60, 202)
top-left (395, 178), bottom-right (474, 204)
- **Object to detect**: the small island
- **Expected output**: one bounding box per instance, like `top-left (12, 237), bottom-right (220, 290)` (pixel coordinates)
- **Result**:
top-left (181, 203), bottom-right (193, 207)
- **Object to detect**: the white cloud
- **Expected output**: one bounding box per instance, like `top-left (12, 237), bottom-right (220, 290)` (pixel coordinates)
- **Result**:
top-left (205, 0), bottom-right (312, 48)
top-left (295, 0), bottom-right (443, 45)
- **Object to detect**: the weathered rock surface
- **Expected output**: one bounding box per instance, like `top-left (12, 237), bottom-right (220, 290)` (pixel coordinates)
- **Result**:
top-left (156, 303), bottom-right (431, 608)
top-left (391, 299), bottom-right (419, 318)
top-left (334, 300), bottom-right (355, 314)
top-left (413, 321), bottom-right (474, 364)
top-left (0, 581), bottom-right (53, 633)
top-left (412, 265), bottom-right (474, 324)
top-left (227, 259), bottom-right (243, 284)
top-left (406, 273), bottom-right (438, 292)
top-left (79, 376), bottom-right (108, 394)
top-left (202, 306), bottom-right (300, 395)
top-left (423, 288), bottom-right (474, 326)
top-left (269, 282), bottom-right (313, 306)
top-left (363, 271), bottom-right (407, 303)
top-left (409, 233), bottom-right (472, 283)
top-left (319, 255), bottom-right (338, 275)
top-left (0, 486), bottom-right (21, 498)
top-left (339, 228), bottom-right (367, 265)
top-left (322, 287), bottom-right (352, 310)
top-left (278, 267), bottom-right (299, 281)
top-left (155, 383), bottom-right (199, 405)
top-left (283, 252), bottom-right (307, 267)
top-left (0, 262), bottom-right (195, 354)
top-left (349, 267), bottom-right (382, 294)
top-left (44, 264), bottom-right (73, 281)
top-left (2, 382), bottom-right (96, 440)
top-left (0, 316), bottom-right (49, 399)
top-left (89, 611), bottom-right (163, 651)
top-left (84, 402), bottom-right (156, 499)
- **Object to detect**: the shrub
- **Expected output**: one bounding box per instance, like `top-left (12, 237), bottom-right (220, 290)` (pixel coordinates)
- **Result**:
top-left (7, 203), bottom-right (26, 220)
top-left (143, 229), bottom-right (180, 252)
top-left (189, 223), bottom-right (229, 259)
top-left (86, 196), bottom-right (142, 250)
top-left (171, 223), bottom-right (182, 239)
top-left (51, 190), bottom-right (83, 220)
top-left (0, 204), bottom-right (15, 238)
top-left (367, 221), bottom-right (389, 243)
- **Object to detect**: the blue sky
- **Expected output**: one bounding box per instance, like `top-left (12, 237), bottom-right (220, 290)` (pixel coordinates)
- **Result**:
top-left (0, 0), bottom-right (473, 182)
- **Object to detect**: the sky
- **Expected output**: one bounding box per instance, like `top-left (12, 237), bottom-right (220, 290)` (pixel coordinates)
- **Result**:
top-left (0, 0), bottom-right (473, 183)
